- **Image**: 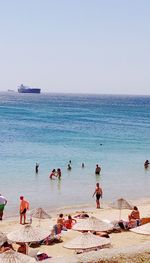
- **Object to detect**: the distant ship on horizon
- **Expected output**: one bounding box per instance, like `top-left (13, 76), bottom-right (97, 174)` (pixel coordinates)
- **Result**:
top-left (18, 84), bottom-right (41, 94)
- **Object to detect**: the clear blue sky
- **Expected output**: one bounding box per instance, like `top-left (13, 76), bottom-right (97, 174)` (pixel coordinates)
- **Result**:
top-left (0, 0), bottom-right (150, 94)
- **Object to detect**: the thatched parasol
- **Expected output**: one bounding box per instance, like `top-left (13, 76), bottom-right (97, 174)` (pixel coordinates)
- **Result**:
top-left (0, 249), bottom-right (36, 263)
top-left (0, 231), bottom-right (7, 247)
top-left (30, 207), bottom-right (51, 219)
top-left (63, 232), bottom-right (111, 250)
top-left (72, 216), bottom-right (113, 232)
top-left (7, 224), bottom-right (50, 243)
top-left (130, 223), bottom-right (150, 235)
top-left (110, 198), bottom-right (133, 219)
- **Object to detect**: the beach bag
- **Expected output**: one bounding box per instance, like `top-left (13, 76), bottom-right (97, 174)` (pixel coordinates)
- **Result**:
top-left (37, 253), bottom-right (51, 261)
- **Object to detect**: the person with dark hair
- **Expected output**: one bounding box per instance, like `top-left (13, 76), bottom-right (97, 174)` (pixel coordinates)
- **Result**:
top-left (49, 169), bottom-right (56, 179)
top-left (128, 206), bottom-right (140, 228)
top-left (0, 194), bottom-right (7, 220)
top-left (57, 168), bottom-right (62, 179)
top-left (0, 241), bottom-right (13, 254)
top-left (74, 213), bottom-right (89, 219)
top-left (64, 215), bottom-right (76, 229)
top-left (35, 163), bottom-right (39, 173)
top-left (20, 196), bottom-right (29, 224)
top-left (67, 164), bottom-right (72, 170)
top-left (81, 163), bottom-right (85, 168)
top-left (92, 183), bottom-right (103, 208)
top-left (57, 213), bottom-right (65, 228)
top-left (118, 206), bottom-right (141, 230)
top-left (95, 164), bottom-right (101, 175)
top-left (128, 206), bottom-right (140, 221)
top-left (144, 160), bottom-right (149, 169)
top-left (17, 243), bottom-right (27, 254)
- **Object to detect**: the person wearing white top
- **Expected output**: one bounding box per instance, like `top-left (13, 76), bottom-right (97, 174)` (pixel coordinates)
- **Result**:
top-left (0, 194), bottom-right (7, 220)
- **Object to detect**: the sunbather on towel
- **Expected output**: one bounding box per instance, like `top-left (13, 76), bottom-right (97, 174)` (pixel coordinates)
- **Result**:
top-left (128, 206), bottom-right (140, 221)
top-left (128, 206), bottom-right (140, 227)
top-left (74, 213), bottom-right (89, 219)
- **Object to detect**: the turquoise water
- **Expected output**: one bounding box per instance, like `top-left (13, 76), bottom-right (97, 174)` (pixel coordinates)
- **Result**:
top-left (0, 92), bottom-right (150, 215)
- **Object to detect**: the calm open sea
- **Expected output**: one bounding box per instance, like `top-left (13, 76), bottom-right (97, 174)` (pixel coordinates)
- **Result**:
top-left (0, 92), bottom-right (150, 215)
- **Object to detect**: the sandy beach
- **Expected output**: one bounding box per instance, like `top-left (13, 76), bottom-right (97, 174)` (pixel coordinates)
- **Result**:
top-left (1, 198), bottom-right (150, 262)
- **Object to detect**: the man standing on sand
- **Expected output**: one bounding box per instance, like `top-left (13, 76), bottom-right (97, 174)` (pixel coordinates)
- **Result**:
top-left (92, 183), bottom-right (103, 209)
top-left (0, 194), bottom-right (7, 220)
top-left (19, 196), bottom-right (29, 224)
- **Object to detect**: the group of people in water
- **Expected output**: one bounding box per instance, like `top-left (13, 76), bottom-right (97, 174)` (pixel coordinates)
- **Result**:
top-left (49, 162), bottom-right (101, 180)
top-left (36, 159), bottom-right (149, 177)
top-left (49, 168), bottom-right (62, 179)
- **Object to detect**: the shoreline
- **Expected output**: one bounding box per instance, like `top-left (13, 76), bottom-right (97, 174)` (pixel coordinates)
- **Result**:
top-left (3, 196), bottom-right (150, 220)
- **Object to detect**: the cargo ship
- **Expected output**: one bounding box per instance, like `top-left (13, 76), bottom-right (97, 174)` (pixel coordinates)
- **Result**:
top-left (18, 84), bottom-right (41, 94)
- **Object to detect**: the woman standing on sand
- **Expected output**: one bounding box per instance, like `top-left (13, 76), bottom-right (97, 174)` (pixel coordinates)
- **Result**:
top-left (92, 183), bottom-right (103, 209)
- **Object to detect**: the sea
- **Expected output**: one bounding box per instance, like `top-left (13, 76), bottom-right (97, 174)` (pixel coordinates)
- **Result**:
top-left (0, 92), bottom-right (150, 216)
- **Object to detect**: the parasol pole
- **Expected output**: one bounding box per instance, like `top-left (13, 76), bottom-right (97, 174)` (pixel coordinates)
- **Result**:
top-left (119, 208), bottom-right (122, 220)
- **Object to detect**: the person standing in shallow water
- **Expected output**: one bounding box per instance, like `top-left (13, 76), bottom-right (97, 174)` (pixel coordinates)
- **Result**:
top-left (144, 160), bottom-right (149, 169)
top-left (95, 164), bottom-right (101, 175)
top-left (57, 168), bottom-right (61, 179)
top-left (67, 164), bottom-right (72, 170)
top-left (35, 163), bottom-right (39, 173)
top-left (92, 183), bottom-right (103, 209)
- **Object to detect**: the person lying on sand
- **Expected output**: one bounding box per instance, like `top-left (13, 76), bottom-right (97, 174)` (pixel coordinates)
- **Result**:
top-left (93, 231), bottom-right (110, 238)
top-left (17, 243), bottom-right (27, 255)
top-left (74, 213), bottom-right (89, 219)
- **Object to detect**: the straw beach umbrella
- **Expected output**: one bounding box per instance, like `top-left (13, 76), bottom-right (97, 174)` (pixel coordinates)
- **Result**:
top-left (72, 216), bottom-right (113, 232)
top-left (63, 232), bottom-right (111, 250)
top-left (110, 198), bottom-right (133, 219)
top-left (0, 231), bottom-right (7, 246)
top-left (30, 207), bottom-right (51, 220)
top-left (7, 224), bottom-right (50, 243)
top-left (0, 249), bottom-right (36, 263)
top-left (130, 223), bottom-right (150, 235)
top-left (29, 207), bottom-right (51, 225)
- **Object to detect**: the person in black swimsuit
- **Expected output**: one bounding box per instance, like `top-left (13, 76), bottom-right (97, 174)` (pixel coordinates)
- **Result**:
top-left (92, 183), bottom-right (103, 208)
